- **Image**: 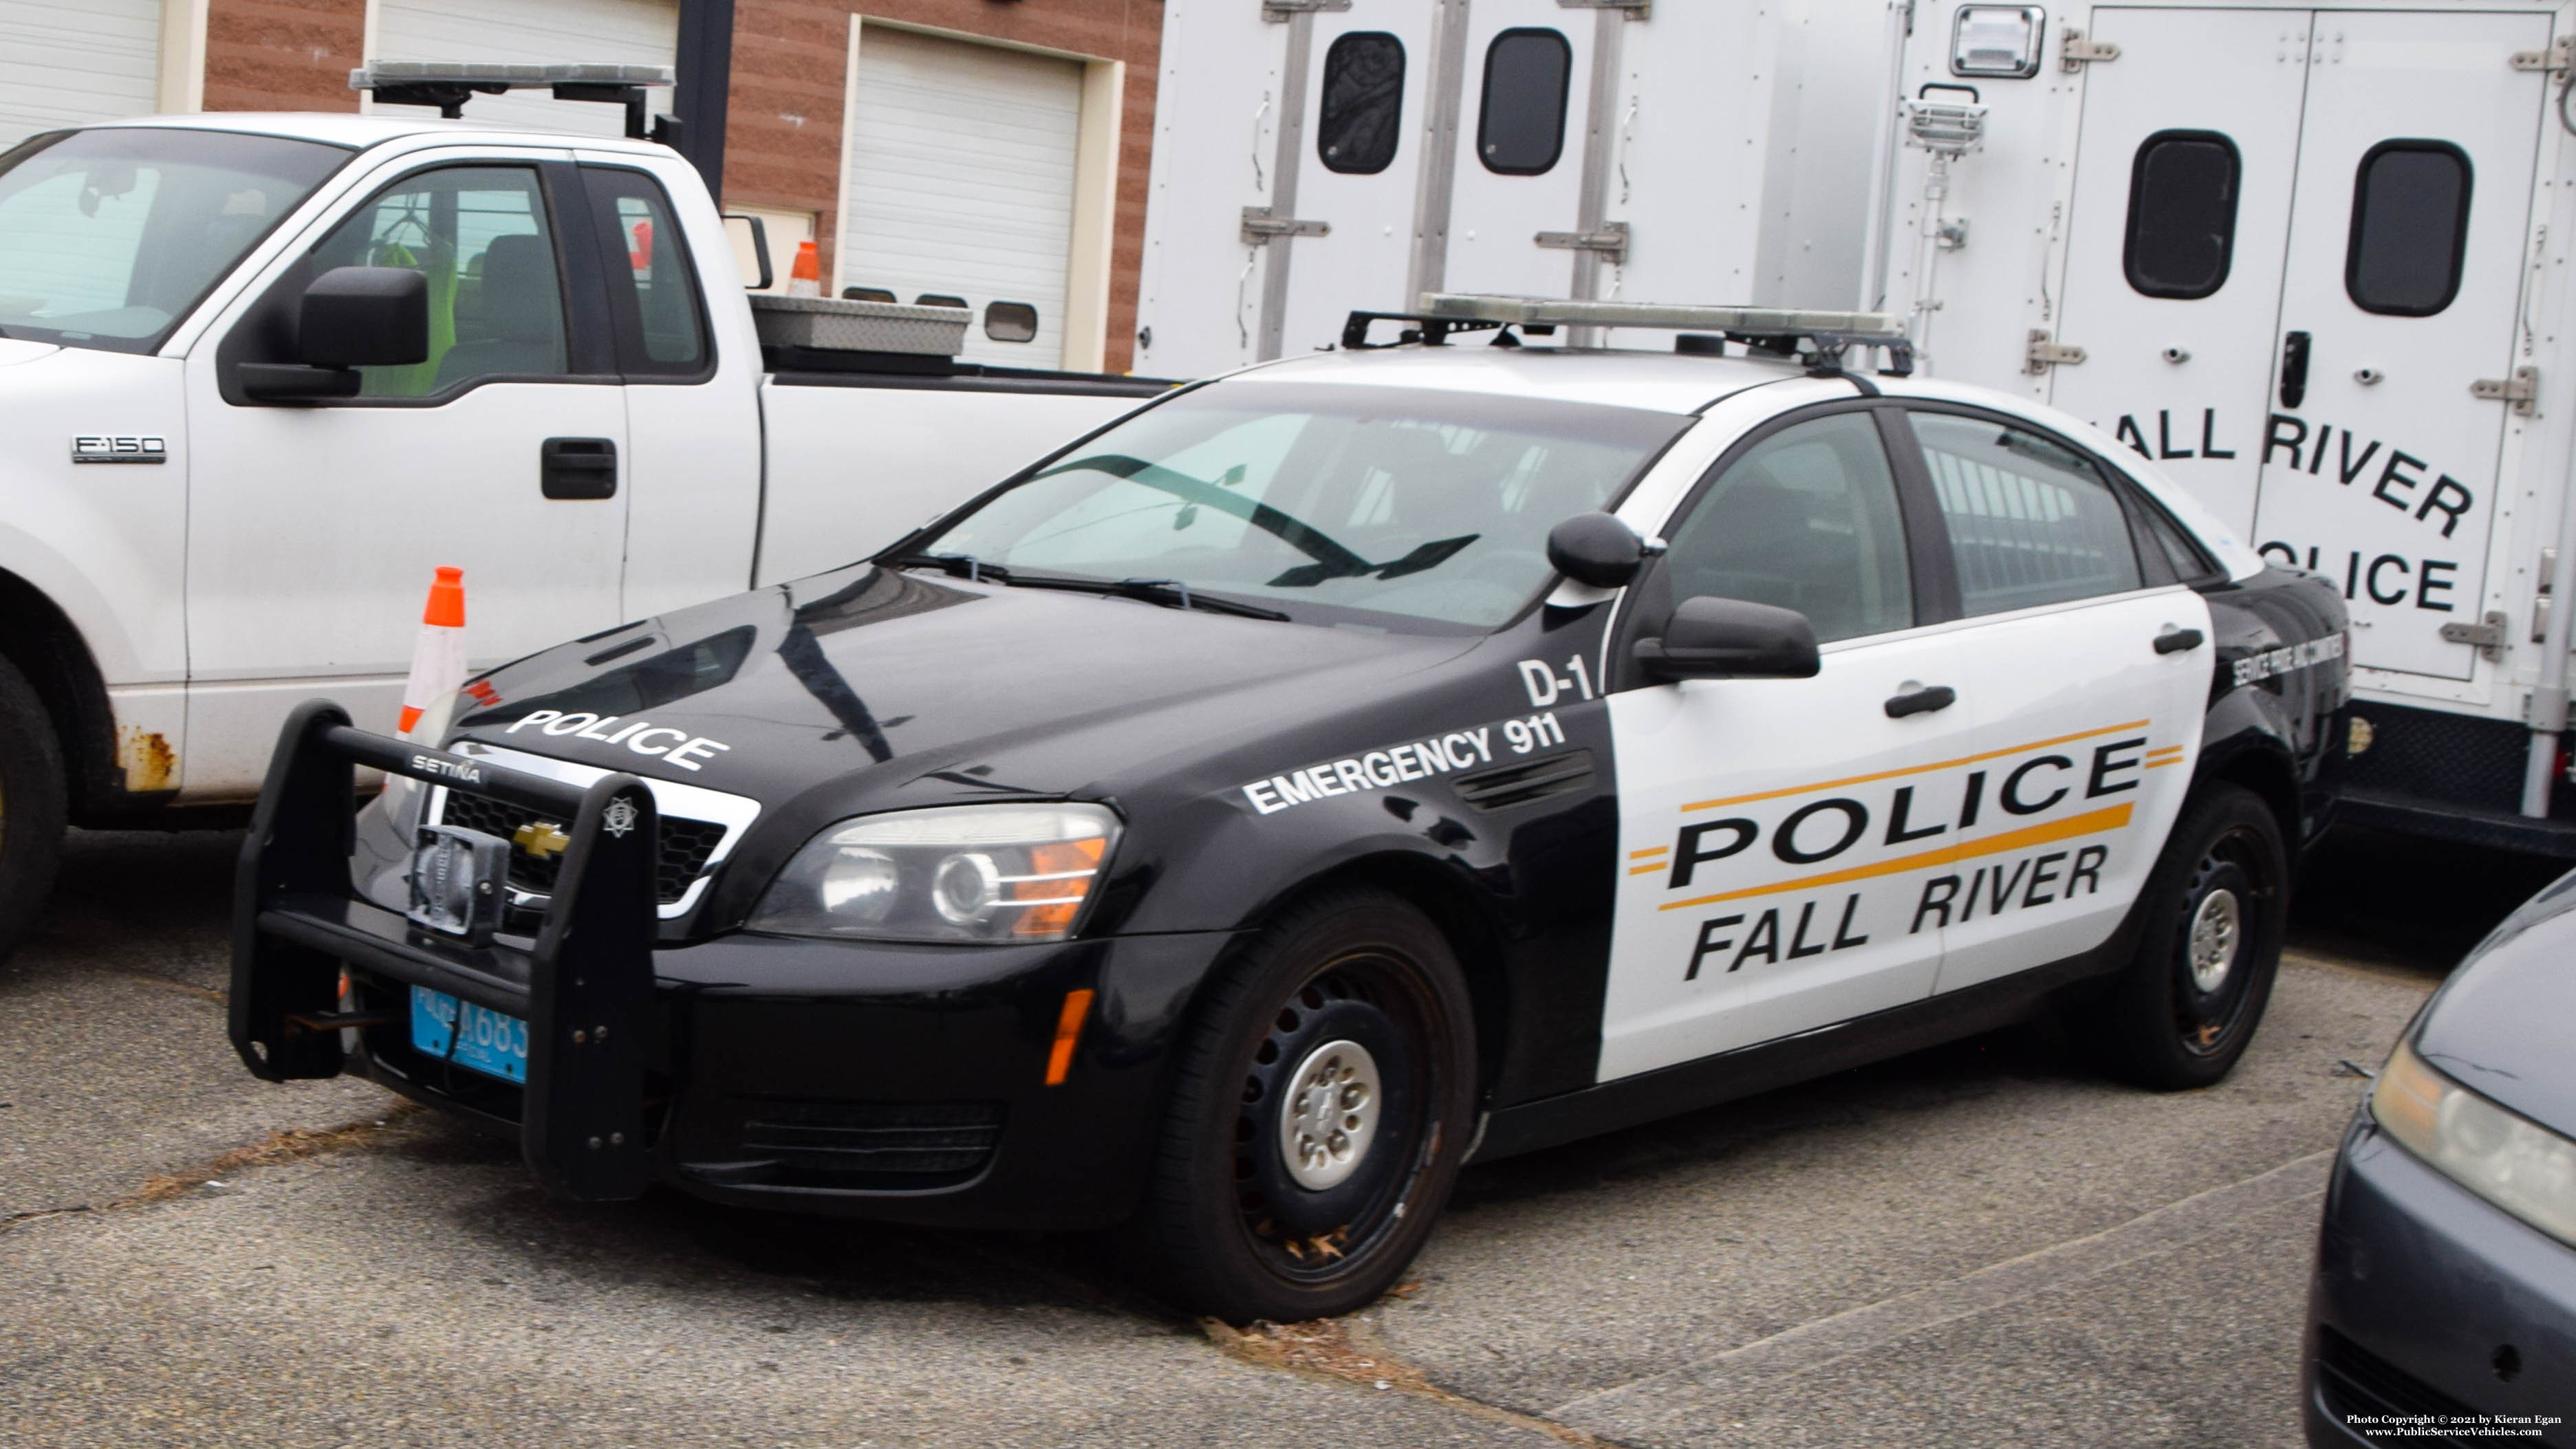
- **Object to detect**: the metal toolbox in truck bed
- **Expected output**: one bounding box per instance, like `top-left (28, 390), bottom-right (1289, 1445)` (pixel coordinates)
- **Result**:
top-left (748, 294), bottom-right (971, 357)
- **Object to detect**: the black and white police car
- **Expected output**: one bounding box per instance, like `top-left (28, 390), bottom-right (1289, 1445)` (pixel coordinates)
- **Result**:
top-left (233, 296), bottom-right (2350, 1321)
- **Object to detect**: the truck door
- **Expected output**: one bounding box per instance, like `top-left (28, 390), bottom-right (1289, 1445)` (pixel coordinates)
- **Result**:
top-left (1134, 3), bottom-right (1291, 378)
top-left (2247, 10), bottom-right (2553, 684)
top-left (1438, 2), bottom-right (1601, 301)
top-left (1265, 5), bottom-right (1441, 358)
top-left (2048, 6), bottom-right (2311, 536)
top-left (182, 157), bottom-right (630, 791)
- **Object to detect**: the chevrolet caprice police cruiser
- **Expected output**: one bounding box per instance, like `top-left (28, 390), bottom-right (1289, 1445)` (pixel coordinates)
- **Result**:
top-left (232, 296), bottom-right (2350, 1322)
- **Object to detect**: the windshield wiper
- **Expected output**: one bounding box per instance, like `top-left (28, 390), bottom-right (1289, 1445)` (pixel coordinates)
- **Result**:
top-left (889, 552), bottom-right (1010, 583)
top-left (1013, 574), bottom-right (1291, 621)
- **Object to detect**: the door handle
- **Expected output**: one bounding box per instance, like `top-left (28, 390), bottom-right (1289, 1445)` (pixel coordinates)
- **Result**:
top-left (1884, 684), bottom-right (1956, 719)
top-left (541, 437), bottom-right (618, 500)
top-left (2278, 330), bottom-right (2310, 410)
top-left (2154, 627), bottom-right (2206, 655)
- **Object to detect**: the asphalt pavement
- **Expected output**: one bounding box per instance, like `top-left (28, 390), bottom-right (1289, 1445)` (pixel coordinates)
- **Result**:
top-left (0, 823), bottom-right (2548, 1448)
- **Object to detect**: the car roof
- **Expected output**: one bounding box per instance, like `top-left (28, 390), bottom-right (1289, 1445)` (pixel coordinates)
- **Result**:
top-left (76, 111), bottom-right (670, 159)
top-left (1220, 342), bottom-right (1812, 415)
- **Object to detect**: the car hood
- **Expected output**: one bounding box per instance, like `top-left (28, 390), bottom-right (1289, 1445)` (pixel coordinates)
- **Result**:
top-left (448, 563), bottom-right (1481, 814)
top-left (2416, 871), bottom-right (2576, 1137)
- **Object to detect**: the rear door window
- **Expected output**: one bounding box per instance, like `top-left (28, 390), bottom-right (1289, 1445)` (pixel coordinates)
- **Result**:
top-left (581, 167), bottom-right (711, 378)
top-left (1909, 412), bottom-right (2143, 615)
top-left (2346, 140), bottom-right (2472, 316)
top-left (1476, 29), bottom-right (1571, 175)
top-left (2125, 131), bottom-right (2240, 300)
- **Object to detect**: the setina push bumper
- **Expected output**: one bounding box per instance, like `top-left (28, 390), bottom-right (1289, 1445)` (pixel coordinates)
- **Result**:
top-left (230, 701), bottom-right (660, 1200)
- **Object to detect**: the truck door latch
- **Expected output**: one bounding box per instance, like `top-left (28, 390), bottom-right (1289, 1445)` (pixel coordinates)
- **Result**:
top-left (2061, 28), bottom-right (2121, 70)
top-left (2441, 611), bottom-right (2511, 661)
top-left (1535, 222), bottom-right (1631, 262)
top-left (541, 437), bottom-right (618, 501)
top-left (1242, 208), bottom-right (1329, 244)
top-left (2473, 366), bottom-right (2540, 417)
top-left (2026, 329), bottom-right (2086, 374)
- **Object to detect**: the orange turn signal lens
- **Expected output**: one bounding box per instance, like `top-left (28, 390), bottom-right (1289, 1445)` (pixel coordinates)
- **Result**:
top-left (1045, 988), bottom-right (1095, 1086)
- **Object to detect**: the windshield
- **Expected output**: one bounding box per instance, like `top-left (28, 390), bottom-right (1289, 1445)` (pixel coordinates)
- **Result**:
top-left (0, 128), bottom-right (351, 354)
top-left (913, 382), bottom-right (1690, 630)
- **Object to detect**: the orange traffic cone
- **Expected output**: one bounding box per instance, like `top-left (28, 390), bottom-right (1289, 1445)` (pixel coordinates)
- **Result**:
top-left (398, 566), bottom-right (467, 740)
top-left (788, 239), bottom-right (821, 297)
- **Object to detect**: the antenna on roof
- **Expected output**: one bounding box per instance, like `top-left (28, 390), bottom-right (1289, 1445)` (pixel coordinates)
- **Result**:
top-left (349, 61), bottom-right (680, 146)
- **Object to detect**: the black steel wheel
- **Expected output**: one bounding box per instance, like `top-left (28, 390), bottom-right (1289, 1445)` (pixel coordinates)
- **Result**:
top-left (1128, 889), bottom-right (1474, 1322)
top-left (0, 651), bottom-right (63, 964)
top-left (2084, 783), bottom-right (2286, 1089)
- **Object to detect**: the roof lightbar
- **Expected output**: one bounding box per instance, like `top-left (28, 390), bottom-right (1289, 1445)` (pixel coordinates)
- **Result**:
top-left (349, 61), bottom-right (679, 142)
top-left (1341, 294), bottom-right (1914, 375)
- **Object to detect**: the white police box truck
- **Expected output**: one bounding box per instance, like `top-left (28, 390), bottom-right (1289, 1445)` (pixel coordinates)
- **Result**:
top-left (0, 67), bottom-right (1167, 957)
top-left (1134, 0), bottom-right (1901, 379)
top-left (1876, 0), bottom-right (2576, 852)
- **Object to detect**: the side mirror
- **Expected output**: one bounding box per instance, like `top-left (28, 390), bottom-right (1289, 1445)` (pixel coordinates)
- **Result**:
top-left (1546, 511), bottom-right (1656, 588)
top-left (1634, 596), bottom-right (1821, 681)
top-left (299, 266), bottom-right (429, 367)
top-left (238, 267), bottom-right (426, 403)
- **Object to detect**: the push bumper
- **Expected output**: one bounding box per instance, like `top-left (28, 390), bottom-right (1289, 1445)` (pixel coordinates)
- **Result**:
top-left (232, 704), bottom-right (1238, 1230)
top-left (2304, 1113), bottom-right (2576, 1446)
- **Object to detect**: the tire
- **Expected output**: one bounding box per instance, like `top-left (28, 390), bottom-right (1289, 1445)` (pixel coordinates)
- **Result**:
top-left (2083, 783), bottom-right (2286, 1090)
top-left (1127, 889), bottom-right (1477, 1322)
top-left (0, 651), bottom-right (65, 963)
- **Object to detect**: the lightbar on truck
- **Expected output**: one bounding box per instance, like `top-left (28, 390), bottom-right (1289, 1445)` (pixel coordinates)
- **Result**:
top-left (349, 61), bottom-right (679, 140)
top-left (1417, 294), bottom-right (1909, 340)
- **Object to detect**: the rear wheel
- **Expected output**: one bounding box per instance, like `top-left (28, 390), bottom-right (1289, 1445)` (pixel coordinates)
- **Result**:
top-left (1128, 889), bottom-right (1475, 1322)
top-left (0, 652), bottom-right (65, 963)
top-left (2084, 783), bottom-right (2286, 1090)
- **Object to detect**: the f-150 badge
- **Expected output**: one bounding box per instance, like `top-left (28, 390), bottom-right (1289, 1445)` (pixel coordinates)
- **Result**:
top-left (70, 435), bottom-right (168, 464)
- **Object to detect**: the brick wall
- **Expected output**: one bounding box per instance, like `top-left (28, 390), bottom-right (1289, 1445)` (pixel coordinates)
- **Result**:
top-left (727, 1), bottom-right (1162, 373)
top-left (204, 0), bottom-right (366, 113)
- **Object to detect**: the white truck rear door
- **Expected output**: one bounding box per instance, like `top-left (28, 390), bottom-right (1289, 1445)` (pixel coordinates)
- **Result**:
top-left (181, 152), bottom-right (630, 798)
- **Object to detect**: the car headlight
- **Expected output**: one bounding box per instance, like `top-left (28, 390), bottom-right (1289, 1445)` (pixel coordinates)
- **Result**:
top-left (2372, 1036), bottom-right (2576, 1247)
top-left (747, 803), bottom-right (1120, 944)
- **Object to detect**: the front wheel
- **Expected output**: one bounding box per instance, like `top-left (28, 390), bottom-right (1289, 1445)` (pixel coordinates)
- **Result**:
top-left (1127, 889), bottom-right (1476, 1322)
top-left (2083, 783), bottom-right (2286, 1090)
top-left (0, 651), bottom-right (65, 963)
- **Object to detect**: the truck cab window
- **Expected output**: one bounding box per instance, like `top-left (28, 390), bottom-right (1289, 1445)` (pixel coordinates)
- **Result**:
top-left (1476, 29), bottom-right (1571, 175)
top-left (2124, 131), bottom-right (2240, 301)
top-left (2347, 140), bottom-right (2471, 317)
top-left (0, 127), bottom-right (345, 354)
top-left (308, 166), bottom-right (568, 398)
top-left (1911, 412), bottom-right (2142, 615)
top-left (581, 167), bottom-right (709, 376)
top-left (1319, 32), bottom-right (1405, 175)
top-left (1658, 412), bottom-right (1914, 644)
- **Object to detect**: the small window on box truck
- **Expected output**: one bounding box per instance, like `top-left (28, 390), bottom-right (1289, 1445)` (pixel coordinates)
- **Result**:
top-left (1476, 30), bottom-right (1571, 176)
top-left (1319, 32), bottom-right (1406, 175)
top-left (2346, 140), bottom-right (2471, 318)
top-left (2124, 131), bottom-right (2241, 301)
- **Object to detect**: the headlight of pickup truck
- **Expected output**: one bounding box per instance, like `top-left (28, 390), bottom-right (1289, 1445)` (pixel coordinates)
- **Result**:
top-left (748, 803), bottom-right (1120, 944)
top-left (2372, 1036), bottom-right (2576, 1246)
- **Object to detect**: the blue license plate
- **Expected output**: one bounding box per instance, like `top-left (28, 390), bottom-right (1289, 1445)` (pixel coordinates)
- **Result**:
top-left (409, 985), bottom-right (530, 1083)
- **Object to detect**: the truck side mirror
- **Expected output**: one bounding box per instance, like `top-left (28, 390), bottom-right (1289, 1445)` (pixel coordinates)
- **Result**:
top-left (299, 266), bottom-right (429, 367)
top-left (237, 266), bottom-right (426, 403)
top-left (1546, 511), bottom-right (1656, 588)
top-left (1634, 596), bottom-right (1821, 681)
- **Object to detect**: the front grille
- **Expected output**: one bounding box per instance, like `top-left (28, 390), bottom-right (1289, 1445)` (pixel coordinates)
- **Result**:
top-left (1453, 750), bottom-right (1596, 811)
top-left (435, 792), bottom-right (726, 906)
top-left (735, 1101), bottom-right (1005, 1185)
top-left (2315, 1325), bottom-right (2480, 1439)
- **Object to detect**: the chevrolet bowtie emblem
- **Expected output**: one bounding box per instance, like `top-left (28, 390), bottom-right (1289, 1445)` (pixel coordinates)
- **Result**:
top-left (512, 820), bottom-right (572, 860)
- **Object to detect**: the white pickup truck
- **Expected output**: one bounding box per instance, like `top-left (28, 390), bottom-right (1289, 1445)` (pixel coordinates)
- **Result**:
top-left (0, 109), bottom-right (1168, 955)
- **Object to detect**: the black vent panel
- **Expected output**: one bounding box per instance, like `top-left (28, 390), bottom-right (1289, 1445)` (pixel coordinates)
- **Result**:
top-left (737, 1101), bottom-right (1005, 1185)
top-left (2314, 1325), bottom-right (2481, 1439)
top-left (435, 792), bottom-right (726, 906)
top-left (1453, 749), bottom-right (1596, 811)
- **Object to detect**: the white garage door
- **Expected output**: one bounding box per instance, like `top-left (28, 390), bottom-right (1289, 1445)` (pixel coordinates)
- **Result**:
top-left (0, 0), bottom-right (163, 149)
top-left (370, 0), bottom-right (677, 139)
top-left (841, 25), bottom-right (1081, 369)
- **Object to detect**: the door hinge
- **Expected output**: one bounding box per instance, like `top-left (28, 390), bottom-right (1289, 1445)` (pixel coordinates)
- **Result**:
top-left (2442, 610), bottom-right (2511, 660)
top-left (1559, 0), bottom-right (1651, 13)
top-left (1535, 221), bottom-right (1630, 262)
top-left (2026, 329), bottom-right (2086, 373)
top-left (1261, 0), bottom-right (1350, 19)
top-left (2060, 28), bottom-right (2120, 70)
top-left (2474, 366), bottom-right (2540, 416)
top-left (2511, 36), bottom-right (2574, 72)
top-left (1242, 207), bottom-right (1329, 243)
